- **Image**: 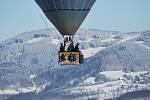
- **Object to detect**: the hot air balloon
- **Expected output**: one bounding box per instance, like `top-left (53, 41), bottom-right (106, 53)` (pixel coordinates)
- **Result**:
top-left (34, 0), bottom-right (96, 64)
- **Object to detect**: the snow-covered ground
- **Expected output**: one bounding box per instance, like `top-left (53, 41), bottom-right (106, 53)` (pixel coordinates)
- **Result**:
top-left (100, 71), bottom-right (124, 79)
top-left (0, 87), bottom-right (38, 95)
top-left (61, 71), bottom-right (150, 99)
top-left (99, 71), bottom-right (148, 80)
top-left (0, 29), bottom-right (150, 100)
top-left (26, 37), bottom-right (45, 43)
top-left (82, 47), bottom-right (106, 58)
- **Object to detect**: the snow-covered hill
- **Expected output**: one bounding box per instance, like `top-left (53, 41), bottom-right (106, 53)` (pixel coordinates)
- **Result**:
top-left (0, 29), bottom-right (150, 100)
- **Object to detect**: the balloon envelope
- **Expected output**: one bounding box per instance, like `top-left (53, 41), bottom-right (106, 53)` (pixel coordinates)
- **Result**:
top-left (35, 0), bottom-right (96, 36)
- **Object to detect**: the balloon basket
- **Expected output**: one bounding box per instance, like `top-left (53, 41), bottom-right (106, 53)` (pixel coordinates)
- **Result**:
top-left (58, 51), bottom-right (84, 65)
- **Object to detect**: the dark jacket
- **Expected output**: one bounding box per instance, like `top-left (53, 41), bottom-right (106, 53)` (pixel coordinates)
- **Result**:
top-left (74, 44), bottom-right (79, 51)
top-left (67, 43), bottom-right (74, 51)
top-left (60, 43), bottom-right (66, 51)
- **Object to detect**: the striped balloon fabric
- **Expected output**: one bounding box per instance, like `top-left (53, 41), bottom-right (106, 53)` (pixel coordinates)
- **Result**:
top-left (35, 0), bottom-right (96, 36)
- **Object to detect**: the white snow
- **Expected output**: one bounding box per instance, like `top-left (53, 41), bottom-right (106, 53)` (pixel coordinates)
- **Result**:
top-left (125, 71), bottom-right (148, 77)
top-left (136, 41), bottom-right (150, 49)
top-left (63, 80), bottom-right (125, 98)
top-left (100, 71), bottom-right (124, 79)
top-left (100, 71), bottom-right (148, 79)
top-left (87, 38), bottom-right (93, 42)
top-left (136, 41), bottom-right (144, 44)
top-left (1, 29), bottom-right (150, 100)
top-left (102, 37), bottom-right (115, 43)
top-left (0, 87), bottom-right (35, 95)
top-left (26, 38), bottom-right (44, 43)
top-left (62, 71), bottom-right (149, 99)
top-left (50, 39), bottom-right (60, 45)
top-left (119, 34), bottom-right (139, 43)
top-left (30, 74), bottom-right (36, 79)
top-left (0, 90), bottom-right (19, 95)
top-left (83, 77), bottom-right (96, 84)
top-left (82, 47), bottom-right (106, 58)
top-left (0, 85), bottom-right (46, 95)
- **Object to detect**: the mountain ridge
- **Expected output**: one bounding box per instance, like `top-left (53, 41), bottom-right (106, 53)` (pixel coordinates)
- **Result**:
top-left (0, 28), bottom-right (150, 100)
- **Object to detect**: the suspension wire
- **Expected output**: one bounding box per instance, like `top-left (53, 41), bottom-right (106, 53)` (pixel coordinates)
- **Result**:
top-left (75, 0), bottom-right (79, 40)
top-left (61, 0), bottom-right (64, 9)
top-left (45, 0), bottom-right (50, 10)
top-left (53, 0), bottom-right (57, 11)
top-left (76, 0), bottom-right (79, 9)
top-left (75, 0), bottom-right (78, 37)
top-left (82, 0), bottom-right (86, 9)
top-left (32, 0), bottom-right (49, 29)
top-left (69, 0), bottom-right (70, 9)
top-left (86, 0), bottom-right (92, 9)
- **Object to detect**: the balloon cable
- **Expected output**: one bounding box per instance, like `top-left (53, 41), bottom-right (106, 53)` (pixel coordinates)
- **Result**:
top-left (32, 0), bottom-right (49, 29)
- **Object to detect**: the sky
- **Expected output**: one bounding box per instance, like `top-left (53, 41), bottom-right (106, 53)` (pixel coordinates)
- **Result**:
top-left (0, 0), bottom-right (150, 41)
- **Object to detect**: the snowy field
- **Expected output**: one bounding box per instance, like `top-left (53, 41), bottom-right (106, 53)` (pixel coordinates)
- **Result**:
top-left (0, 29), bottom-right (150, 100)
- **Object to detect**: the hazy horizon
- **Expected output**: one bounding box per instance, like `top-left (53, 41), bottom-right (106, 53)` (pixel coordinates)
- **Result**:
top-left (0, 0), bottom-right (150, 41)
